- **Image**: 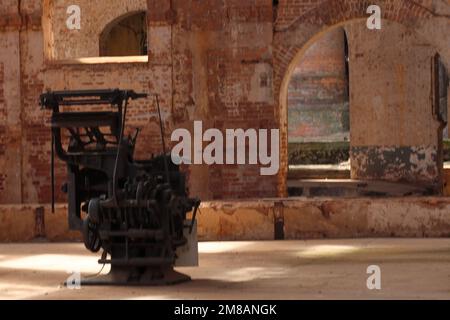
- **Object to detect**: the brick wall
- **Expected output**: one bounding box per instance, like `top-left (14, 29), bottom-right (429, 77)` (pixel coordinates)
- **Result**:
top-left (0, 62), bottom-right (4, 113)
top-left (276, 0), bottom-right (326, 30)
top-left (36, 0), bottom-right (277, 202)
top-left (169, 0), bottom-right (277, 200)
top-left (0, 0), bottom-right (449, 205)
top-left (0, 63), bottom-right (5, 192)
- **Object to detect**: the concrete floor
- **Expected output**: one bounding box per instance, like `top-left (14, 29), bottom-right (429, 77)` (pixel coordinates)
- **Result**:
top-left (0, 239), bottom-right (449, 300)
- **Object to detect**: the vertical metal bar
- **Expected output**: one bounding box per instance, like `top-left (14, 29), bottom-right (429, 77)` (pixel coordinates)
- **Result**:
top-left (113, 96), bottom-right (127, 203)
top-left (274, 201), bottom-right (285, 240)
top-left (155, 94), bottom-right (170, 184)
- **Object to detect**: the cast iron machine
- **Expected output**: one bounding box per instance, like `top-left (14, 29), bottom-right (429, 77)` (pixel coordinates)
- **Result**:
top-left (39, 89), bottom-right (200, 285)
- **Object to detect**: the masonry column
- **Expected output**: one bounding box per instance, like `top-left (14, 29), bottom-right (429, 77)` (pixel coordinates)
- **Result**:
top-left (0, 2), bottom-right (22, 203)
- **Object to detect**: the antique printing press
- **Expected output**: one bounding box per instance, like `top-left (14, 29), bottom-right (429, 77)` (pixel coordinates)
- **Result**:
top-left (39, 89), bottom-right (200, 285)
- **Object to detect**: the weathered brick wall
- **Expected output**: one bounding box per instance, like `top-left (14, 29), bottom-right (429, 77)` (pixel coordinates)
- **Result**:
top-left (275, 0), bottom-right (326, 30)
top-left (0, 0), bottom-right (21, 30)
top-left (0, 0), bottom-right (22, 203)
top-left (169, 0), bottom-right (277, 200)
top-left (0, 63), bottom-right (5, 192)
top-left (34, 0), bottom-right (277, 202)
top-left (0, 0), bottom-right (449, 206)
top-left (346, 20), bottom-right (441, 185)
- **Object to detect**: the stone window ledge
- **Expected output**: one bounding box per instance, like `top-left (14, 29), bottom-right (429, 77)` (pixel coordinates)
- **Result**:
top-left (47, 55), bottom-right (148, 65)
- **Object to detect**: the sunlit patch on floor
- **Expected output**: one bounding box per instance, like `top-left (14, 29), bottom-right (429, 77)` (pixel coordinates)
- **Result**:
top-left (0, 282), bottom-right (60, 300)
top-left (219, 267), bottom-right (290, 282)
top-left (199, 242), bottom-right (251, 254)
top-left (0, 254), bottom-right (110, 274)
top-left (297, 245), bottom-right (360, 258)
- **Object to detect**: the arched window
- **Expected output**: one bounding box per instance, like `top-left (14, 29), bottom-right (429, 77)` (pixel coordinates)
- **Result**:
top-left (99, 11), bottom-right (148, 57)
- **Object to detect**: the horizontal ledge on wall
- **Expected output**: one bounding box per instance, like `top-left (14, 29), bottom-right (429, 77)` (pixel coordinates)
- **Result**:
top-left (46, 55), bottom-right (149, 65)
top-left (1, 197), bottom-right (450, 242)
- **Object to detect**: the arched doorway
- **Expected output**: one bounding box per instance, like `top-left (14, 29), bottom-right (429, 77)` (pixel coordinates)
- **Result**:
top-left (273, 1), bottom-right (450, 197)
top-left (276, 18), bottom-right (448, 197)
top-left (287, 26), bottom-right (351, 196)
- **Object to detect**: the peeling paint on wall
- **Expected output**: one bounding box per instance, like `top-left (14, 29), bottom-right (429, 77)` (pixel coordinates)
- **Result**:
top-left (351, 146), bottom-right (439, 187)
